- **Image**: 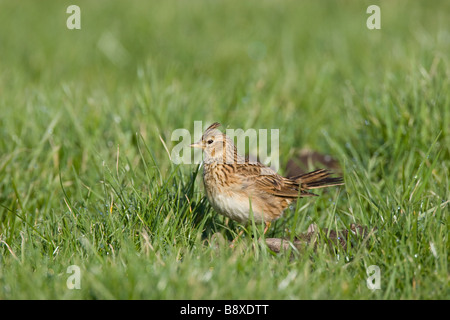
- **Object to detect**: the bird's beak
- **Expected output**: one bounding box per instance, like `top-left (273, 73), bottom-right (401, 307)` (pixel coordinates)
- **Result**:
top-left (190, 141), bottom-right (204, 149)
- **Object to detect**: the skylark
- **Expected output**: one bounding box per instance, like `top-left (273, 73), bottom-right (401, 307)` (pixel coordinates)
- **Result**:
top-left (190, 122), bottom-right (343, 235)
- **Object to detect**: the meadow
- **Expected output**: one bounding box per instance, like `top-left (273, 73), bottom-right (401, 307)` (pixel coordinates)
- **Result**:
top-left (0, 0), bottom-right (448, 299)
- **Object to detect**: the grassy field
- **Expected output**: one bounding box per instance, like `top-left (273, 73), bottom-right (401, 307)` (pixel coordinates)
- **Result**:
top-left (0, 0), bottom-right (448, 300)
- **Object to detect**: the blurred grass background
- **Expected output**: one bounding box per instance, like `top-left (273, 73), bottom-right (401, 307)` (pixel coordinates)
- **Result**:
top-left (0, 0), bottom-right (448, 299)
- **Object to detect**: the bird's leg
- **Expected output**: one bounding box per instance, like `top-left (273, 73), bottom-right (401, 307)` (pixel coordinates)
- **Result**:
top-left (263, 221), bottom-right (271, 235)
top-left (253, 221), bottom-right (271, 246)
top-left (229, 229), bottom-right (244, 248)
top-left (230, 222), bottom-right (270, 248)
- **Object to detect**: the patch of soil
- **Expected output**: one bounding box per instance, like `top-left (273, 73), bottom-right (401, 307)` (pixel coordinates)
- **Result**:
top-left (266, 223), bottom-right (375, 253)
top-left (286, 148), bottom-right (341, 178)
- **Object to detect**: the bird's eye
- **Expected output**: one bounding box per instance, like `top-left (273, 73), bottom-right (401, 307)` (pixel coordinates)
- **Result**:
top-left (207, 139), bottom-right (214, 144)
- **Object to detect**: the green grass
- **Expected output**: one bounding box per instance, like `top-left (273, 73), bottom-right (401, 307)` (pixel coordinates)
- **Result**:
top-left (0, 0), bottom-right (448, 299)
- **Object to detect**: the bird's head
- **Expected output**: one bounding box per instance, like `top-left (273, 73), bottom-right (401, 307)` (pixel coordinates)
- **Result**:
top-left (190, 122), bottom-right (235, 163)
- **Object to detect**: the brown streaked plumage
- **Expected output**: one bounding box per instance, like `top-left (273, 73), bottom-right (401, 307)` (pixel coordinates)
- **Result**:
top-left (190, 122), bottom-right (344, 234)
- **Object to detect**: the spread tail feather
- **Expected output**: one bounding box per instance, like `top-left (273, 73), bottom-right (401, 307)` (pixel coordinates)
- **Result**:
top-left (291, 169), bottom-right (344, 190)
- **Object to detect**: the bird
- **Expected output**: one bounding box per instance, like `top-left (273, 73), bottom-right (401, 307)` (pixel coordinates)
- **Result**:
top-left (190, 122), bottom-right (344, 237)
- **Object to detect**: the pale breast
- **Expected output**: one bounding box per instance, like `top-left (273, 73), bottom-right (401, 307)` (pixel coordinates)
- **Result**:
top-left (203, 163), bottom-right (267, 223)
top-left (207, 191), bottom-right (256, 223)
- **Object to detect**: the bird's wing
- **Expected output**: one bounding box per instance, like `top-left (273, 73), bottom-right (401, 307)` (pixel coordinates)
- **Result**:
top-left (235, 162), bottom-right (317, 198)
